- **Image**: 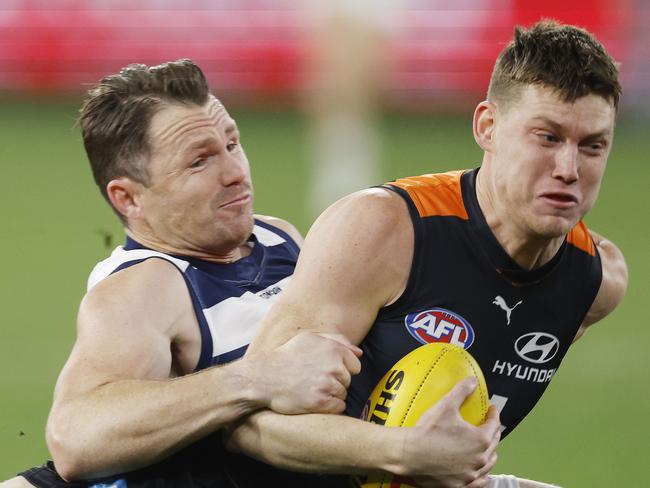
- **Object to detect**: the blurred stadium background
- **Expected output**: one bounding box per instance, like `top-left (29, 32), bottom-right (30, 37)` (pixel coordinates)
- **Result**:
top-left (0, 0), bottom-right (648, 486)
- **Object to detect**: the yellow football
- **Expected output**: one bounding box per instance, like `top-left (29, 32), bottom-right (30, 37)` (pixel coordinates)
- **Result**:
top-left (359, 342), bottom-right (489, 488)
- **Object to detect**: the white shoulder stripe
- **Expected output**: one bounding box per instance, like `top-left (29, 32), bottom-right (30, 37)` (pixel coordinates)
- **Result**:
top-left (205, 276), bottom-right (291, 357)
top-left (253, 224), bottom-right (286, 247)
top-left (88, 227), bottom-right (283, 291)
top-left (87, 247), bottom-right (190, 291)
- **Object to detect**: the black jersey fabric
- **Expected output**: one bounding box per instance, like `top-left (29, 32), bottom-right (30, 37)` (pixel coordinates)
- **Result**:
top-left (344, 169), bottom-right (602, 437)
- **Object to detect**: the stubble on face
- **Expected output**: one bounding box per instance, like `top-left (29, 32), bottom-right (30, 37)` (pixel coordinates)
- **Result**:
top-left (131, 98), bottom-right (255, 260)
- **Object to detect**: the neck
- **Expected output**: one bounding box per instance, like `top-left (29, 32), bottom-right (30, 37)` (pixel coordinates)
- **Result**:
top-left (475, 167), bottom-right (564, 270)
top-left (124, 228), bottom-right (252, 264)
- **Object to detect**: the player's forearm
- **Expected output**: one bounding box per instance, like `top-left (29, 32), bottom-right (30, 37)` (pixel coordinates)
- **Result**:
top-left (47, 360), bottom-right (263, 481)
top-left (227, 410), bottom-right (403, 475)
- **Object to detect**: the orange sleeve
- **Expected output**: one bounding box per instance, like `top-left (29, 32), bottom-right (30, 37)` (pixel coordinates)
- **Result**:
top-left (389, 170), bottom-right (469, 219)
top-left (567, 221), bottom-right (596, 256)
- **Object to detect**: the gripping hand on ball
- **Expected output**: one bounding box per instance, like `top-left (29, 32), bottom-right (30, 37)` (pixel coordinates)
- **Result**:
top-left (400, 377), bottom-right (501, 488)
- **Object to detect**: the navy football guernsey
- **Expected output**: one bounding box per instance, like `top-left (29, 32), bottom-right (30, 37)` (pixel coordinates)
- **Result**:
top-left (345, 169), bottom-right (602, 437)
top-left (87, 219), bottom-right (299, 369)
top-left (20, 219), bottom-right (322, 488)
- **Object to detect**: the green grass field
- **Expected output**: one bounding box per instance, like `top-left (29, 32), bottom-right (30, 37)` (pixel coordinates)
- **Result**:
top-left (0, 98), bottom-right (648, 486)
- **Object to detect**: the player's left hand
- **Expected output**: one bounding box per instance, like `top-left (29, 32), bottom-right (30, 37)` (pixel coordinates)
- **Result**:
top-left (399, 378), bottom-right (501, 487)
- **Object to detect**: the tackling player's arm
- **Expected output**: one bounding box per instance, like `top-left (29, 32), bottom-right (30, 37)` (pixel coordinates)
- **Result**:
top-left (573, 230), bottom-right (628, 341)
top-left (231, 189), bottom-right (502, 487)
top-left (46, 258), bottom-right (359, 481)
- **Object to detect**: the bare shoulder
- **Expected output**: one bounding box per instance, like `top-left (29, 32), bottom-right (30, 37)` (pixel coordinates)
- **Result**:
top-left (576, 231), bottom-right (628, 339)
top-left (309, 187), bottom-right (411, 241)
top-left (82, 257), bottom-right (188, 325)
top-left (296, 187), bottom-right (414, 314)
top-left (254, 214), bottom-right (304, 246)
top-left (72, 257), bottom-right (198, 380)
top-left (251, 188), bottom-right (414, 349)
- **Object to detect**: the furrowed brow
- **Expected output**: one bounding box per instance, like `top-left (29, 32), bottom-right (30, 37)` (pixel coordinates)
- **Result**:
top-left (581, 131), bottom-right (611, 144)
top-left (532, 116), bottom-right (563, 132)
top-left (186, 136), bottom-right (219, 152)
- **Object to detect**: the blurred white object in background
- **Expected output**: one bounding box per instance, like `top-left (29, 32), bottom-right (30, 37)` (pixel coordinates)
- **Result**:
top-left (300, 0), bottom-right (401, 217)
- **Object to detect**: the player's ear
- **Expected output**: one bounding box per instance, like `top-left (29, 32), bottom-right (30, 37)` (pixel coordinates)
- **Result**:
top-left (106, 177), bottom-right (145, 221)
top-left (473, 100), bottom-right (497, 152)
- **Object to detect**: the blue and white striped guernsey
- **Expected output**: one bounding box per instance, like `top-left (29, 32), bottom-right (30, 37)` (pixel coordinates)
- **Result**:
top-left (86, 219), bottom-right (299, 371)
top-left (19, 220), bottom-right (342, 486)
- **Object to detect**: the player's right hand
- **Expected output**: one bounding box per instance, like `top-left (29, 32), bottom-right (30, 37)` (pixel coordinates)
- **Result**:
top-left (398, 378), bottom-right (501, 488)
top-left (254, 331), bottom-right (362, 415)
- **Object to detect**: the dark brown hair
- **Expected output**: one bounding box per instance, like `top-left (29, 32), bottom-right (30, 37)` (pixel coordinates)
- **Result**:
top-left (79, 59), bottom-right (210, 212)
top-left (488, 20), bottom-right (621, 109)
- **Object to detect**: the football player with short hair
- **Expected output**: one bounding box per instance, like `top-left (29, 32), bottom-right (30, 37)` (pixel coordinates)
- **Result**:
top-left (231, 20), bottom-right (627, 488)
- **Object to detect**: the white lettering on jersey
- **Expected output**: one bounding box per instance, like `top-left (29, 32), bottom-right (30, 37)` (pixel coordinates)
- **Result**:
top-left (491, 360), bottom-right (556, 384)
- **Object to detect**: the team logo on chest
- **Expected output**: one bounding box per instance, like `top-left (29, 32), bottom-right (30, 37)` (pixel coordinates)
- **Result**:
top-left (514, 332), bottom-right (560, 364)
top-left (492, 295), bottom-right (522, 326)
top-left (404, 308), bottom-right (475, 349)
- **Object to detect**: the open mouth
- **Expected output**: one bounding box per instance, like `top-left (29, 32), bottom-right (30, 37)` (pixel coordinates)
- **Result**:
top-left (545, 193), bottom-right (576, 202)
top-left (540, 192), bottom-right (578, 208)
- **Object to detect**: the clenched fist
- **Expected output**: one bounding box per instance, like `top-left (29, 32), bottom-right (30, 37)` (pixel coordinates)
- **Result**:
top-left (251, 332), bottom-right (362, 415)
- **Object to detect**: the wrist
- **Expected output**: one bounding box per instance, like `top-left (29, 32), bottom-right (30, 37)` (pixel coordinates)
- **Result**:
top-left (376, 426), bottom-right (412, 476)
top-left (219, 355), bottom-right (269, 413)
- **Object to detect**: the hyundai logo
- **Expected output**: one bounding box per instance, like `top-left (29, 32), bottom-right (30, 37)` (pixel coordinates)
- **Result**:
top-left (514, 332), bottom-right (560, 364)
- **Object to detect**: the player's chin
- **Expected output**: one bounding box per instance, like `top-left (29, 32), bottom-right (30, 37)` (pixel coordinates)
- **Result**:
top-left (218, 206), bottom-right (254, 227)
top-left (231, 213), bottom-right (256, 240)
top-left (531, 213), bottom-right (580, 238)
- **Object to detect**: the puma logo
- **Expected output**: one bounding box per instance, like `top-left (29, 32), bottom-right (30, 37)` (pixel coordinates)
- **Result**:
top-left (492, 296), bottom-right (522, 325)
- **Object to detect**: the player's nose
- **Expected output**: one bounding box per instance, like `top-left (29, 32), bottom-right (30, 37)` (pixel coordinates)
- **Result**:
top-left (552, 144), bottom-right (579, 184)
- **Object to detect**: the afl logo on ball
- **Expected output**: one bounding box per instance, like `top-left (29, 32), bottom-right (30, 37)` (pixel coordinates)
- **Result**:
top-left (404, 308), bottom-right (475, 349)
